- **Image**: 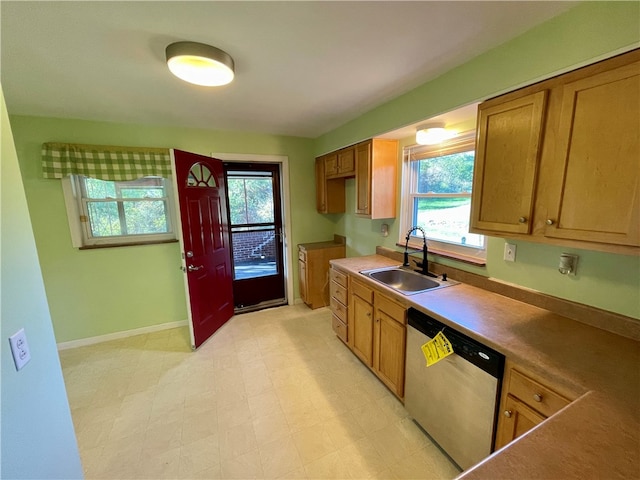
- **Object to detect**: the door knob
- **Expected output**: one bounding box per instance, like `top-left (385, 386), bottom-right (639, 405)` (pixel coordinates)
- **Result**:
top-left (187, 265), bottom-right (203, 272)
top-left (504, 410), bottom-right (512, 418)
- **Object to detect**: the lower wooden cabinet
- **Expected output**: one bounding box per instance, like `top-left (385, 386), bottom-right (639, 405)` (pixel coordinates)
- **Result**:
top-left (495, 363), bottom-right (572, 450)
top-left (497, 394), bottom-right (546, 448)
top-left (298, 240), bottom-right (345, 309)
top-left (340, 276), bottom-right (407, 399)
top-left (374, 293), bottom-right (407, 397)
top-left (329, 267), bottom-right (348, 343)
top-left (350, 279), bottom-right (375, 367)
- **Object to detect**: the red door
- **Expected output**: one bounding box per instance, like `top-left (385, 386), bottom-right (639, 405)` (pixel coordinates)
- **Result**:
top-left (171, 149), bottom-right (234, 349)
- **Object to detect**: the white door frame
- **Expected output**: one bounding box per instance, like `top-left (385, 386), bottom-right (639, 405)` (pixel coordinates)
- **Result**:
top-left (212, 152), bottom-right (294, 306)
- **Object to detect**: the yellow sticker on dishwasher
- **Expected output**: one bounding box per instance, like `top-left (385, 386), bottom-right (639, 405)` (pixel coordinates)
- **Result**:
top-left (421, 331), bottom-right (454, 366)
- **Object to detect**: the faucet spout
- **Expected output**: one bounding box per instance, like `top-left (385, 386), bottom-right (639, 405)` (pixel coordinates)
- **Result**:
top-left (404, 226), bottom-right (426, 270)
top-left (403, 226), bottom-right (436, 277)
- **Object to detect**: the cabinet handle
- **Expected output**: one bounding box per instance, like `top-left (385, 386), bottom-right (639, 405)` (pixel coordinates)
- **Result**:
top-left (504, 410), bottom-right (512, 418)
top-left (366, 312), bottom-right (371, 317)
top-left (518, 217), bottom-right (527, 224)
top-left (533, 393), bottom-right (543, 402)
top-left (546, 219), bottom-right (554, 225)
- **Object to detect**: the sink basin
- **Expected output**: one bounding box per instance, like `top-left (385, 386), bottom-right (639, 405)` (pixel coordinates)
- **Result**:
top-left (360, 266), bottom-right (457, 295)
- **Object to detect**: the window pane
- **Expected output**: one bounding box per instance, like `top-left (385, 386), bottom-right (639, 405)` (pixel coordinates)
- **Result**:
top-left (123, 201), bottom-right (169, 234)
top-left (87, 201), bottom-right (121, 237)
top-left (416, 151), bottom-right (474, 194)
top-left (227, 177), bottom-right (274, 225)
top-left (119, 187), bottom-right (164, 198)
top-left (85, 178), bottom-right (116, 198)
top-left (414, 197), bottom-right (483, 247)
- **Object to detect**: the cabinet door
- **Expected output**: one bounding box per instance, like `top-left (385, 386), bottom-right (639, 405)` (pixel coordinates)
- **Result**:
top-left (315, 157), bottom-right (327, 213)
top-left (298, 259), bottom-right (307, 304)
top-left (494, 394), bottom-right (545, 450)
top-left (374, 309), bottom-right (406, 398)
top-left (544, 61), bottom-right (640, 246)
top-left (316, 156), bottom-right (346, 214)
top-left (471, 91), bottom-right (547, 234)
top-left (325, 153), bottom-right (338, 177)
top-left (351, 294), bottom-right (374, 367)
top-left (338, 147), bottom-right (355, 176)
top-left (355, 142), bottom-right (372, 215)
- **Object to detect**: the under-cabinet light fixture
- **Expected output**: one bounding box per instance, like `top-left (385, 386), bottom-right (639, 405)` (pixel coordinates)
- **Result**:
top-left (416, 122), bottom-right (456, 145)
top-left (166, 41), bottom-right (235, 87)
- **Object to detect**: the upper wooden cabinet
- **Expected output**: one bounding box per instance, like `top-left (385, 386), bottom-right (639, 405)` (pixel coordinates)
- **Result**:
top-left (544, 62), bottom-right (639, 246)
top-left (315, 156), bottom-right (345, 214)
top-left (326, 147), bottom-right (355, 179)
top-left (315, 139), bottom-right (398, 218)
top-left (355, 139), bottom-right (398, 219)
top-left (471, 91), bottom-right (547, 234)
top-left (471, 49), bottom-right (640, 254)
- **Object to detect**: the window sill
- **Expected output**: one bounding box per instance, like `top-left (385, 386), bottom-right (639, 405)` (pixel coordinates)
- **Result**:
top-left (395, 242), bottom-right (486, 267)
top-left (79, 239), bottom-right (178, 250)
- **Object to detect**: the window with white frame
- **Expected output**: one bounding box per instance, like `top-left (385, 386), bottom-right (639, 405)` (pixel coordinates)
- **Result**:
top-left (400, 131), bottom-right (485, 261)
top-left (62, 175), bottom-right (176, 248)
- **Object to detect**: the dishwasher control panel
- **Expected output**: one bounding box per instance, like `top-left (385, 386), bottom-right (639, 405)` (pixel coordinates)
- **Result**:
top-left (408, 307), bottom-right (504, 379)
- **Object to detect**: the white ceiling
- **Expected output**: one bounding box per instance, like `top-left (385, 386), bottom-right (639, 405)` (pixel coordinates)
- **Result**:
top-left (1, 1), bottom-right (577, 139)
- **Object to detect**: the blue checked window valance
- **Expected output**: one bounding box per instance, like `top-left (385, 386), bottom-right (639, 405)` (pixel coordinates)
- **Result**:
top-left (41, 143), bottom-right (171, 181)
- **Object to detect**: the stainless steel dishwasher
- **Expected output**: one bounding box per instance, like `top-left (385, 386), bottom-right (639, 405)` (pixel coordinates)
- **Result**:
top-left (404, 307), bottom-right (504, 471)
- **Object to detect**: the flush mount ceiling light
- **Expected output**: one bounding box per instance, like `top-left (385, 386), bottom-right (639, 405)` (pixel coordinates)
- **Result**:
top-left (166, 41), bottom-right (235, 87)
top-left (416, 122), bottom-right (457, 145)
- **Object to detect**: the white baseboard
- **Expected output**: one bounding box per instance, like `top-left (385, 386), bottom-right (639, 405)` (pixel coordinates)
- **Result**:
top-left (57, 320), bottom-right (188, 350)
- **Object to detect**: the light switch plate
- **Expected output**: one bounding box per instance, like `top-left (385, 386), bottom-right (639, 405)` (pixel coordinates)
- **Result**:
top-left (504, 242), bottom-right (517, 262)
top-left (9, 328), bottom-right (31, 371)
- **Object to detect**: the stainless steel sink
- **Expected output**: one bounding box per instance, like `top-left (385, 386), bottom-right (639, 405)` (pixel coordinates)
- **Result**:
top-left (360, 266), bottom-right (458, 295)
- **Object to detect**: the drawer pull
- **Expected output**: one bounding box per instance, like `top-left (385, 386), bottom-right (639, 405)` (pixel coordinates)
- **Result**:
top-left (533, 393), bottom-right (543, 402)
top-left (545, 219), bottom-right (554, 225)
top-left (518, 216), bottom-right (527, 224)
top-left (504, 410), bottom-right (512, 418)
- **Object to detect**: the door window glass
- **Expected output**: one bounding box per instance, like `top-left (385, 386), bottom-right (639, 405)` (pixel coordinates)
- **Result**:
top-left (226, 170), bottom-right (278, 280)
top-left (187, 163), bottom-right (217, 187)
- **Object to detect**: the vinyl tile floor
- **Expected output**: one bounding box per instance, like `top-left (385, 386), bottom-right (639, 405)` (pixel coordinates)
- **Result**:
top-left (60, 304), bottom-right (461, 479)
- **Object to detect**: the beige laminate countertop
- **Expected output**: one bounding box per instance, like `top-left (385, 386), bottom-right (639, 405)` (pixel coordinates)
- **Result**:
top-left (330, 255), bottom-right (640, 479)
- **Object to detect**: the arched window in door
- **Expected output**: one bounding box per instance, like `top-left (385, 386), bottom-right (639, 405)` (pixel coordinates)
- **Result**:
top-left (187, 163), bottom-right (217, 188)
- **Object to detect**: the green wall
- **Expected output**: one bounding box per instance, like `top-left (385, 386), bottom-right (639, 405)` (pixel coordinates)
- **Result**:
top-left (8, 1), bottom-right (640, 349)
top-left (317, 1), bottom-right (640, 320)
top-left (1, 88), bottom-right (83, 478)
top-left (9, 116), bottom-right (324, 343)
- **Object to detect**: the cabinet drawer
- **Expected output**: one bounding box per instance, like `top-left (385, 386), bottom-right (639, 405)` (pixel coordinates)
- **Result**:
top-left (509, 369), bottom-right (570, 417)
top-left (330, 268), bottom-right (347, 288)
top-left (351, 279), bottom-right (373, 304)
top-left (298, 249), bottom-right (307, 262)
top-left (332, 314), bottom-right (348, 343)
top-left (330, 280), bottom-right (347, 306)
top-left (375, 293), bottom-right (405, 325)
top-left (330, 296), bottom-right (347, 322)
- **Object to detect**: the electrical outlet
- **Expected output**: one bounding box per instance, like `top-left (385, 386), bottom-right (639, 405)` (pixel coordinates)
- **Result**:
top-left (9, 328), bottom-right (31, 371)
top-left (504, 242), bottom-right (517, 262)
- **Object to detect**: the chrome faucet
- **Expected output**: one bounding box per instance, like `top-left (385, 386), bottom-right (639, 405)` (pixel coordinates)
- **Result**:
top-left (403, 226), bottom-right (436, 277)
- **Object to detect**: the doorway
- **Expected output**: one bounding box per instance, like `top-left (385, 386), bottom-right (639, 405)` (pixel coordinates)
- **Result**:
top-left (224, 162), bottom-right (287, 312)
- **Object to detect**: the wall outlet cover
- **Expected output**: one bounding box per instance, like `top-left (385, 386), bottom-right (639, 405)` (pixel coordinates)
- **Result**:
top-left (9, 328), bottom-right (31, 371)
top-left (504, 242), bottom-right (517, 262)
